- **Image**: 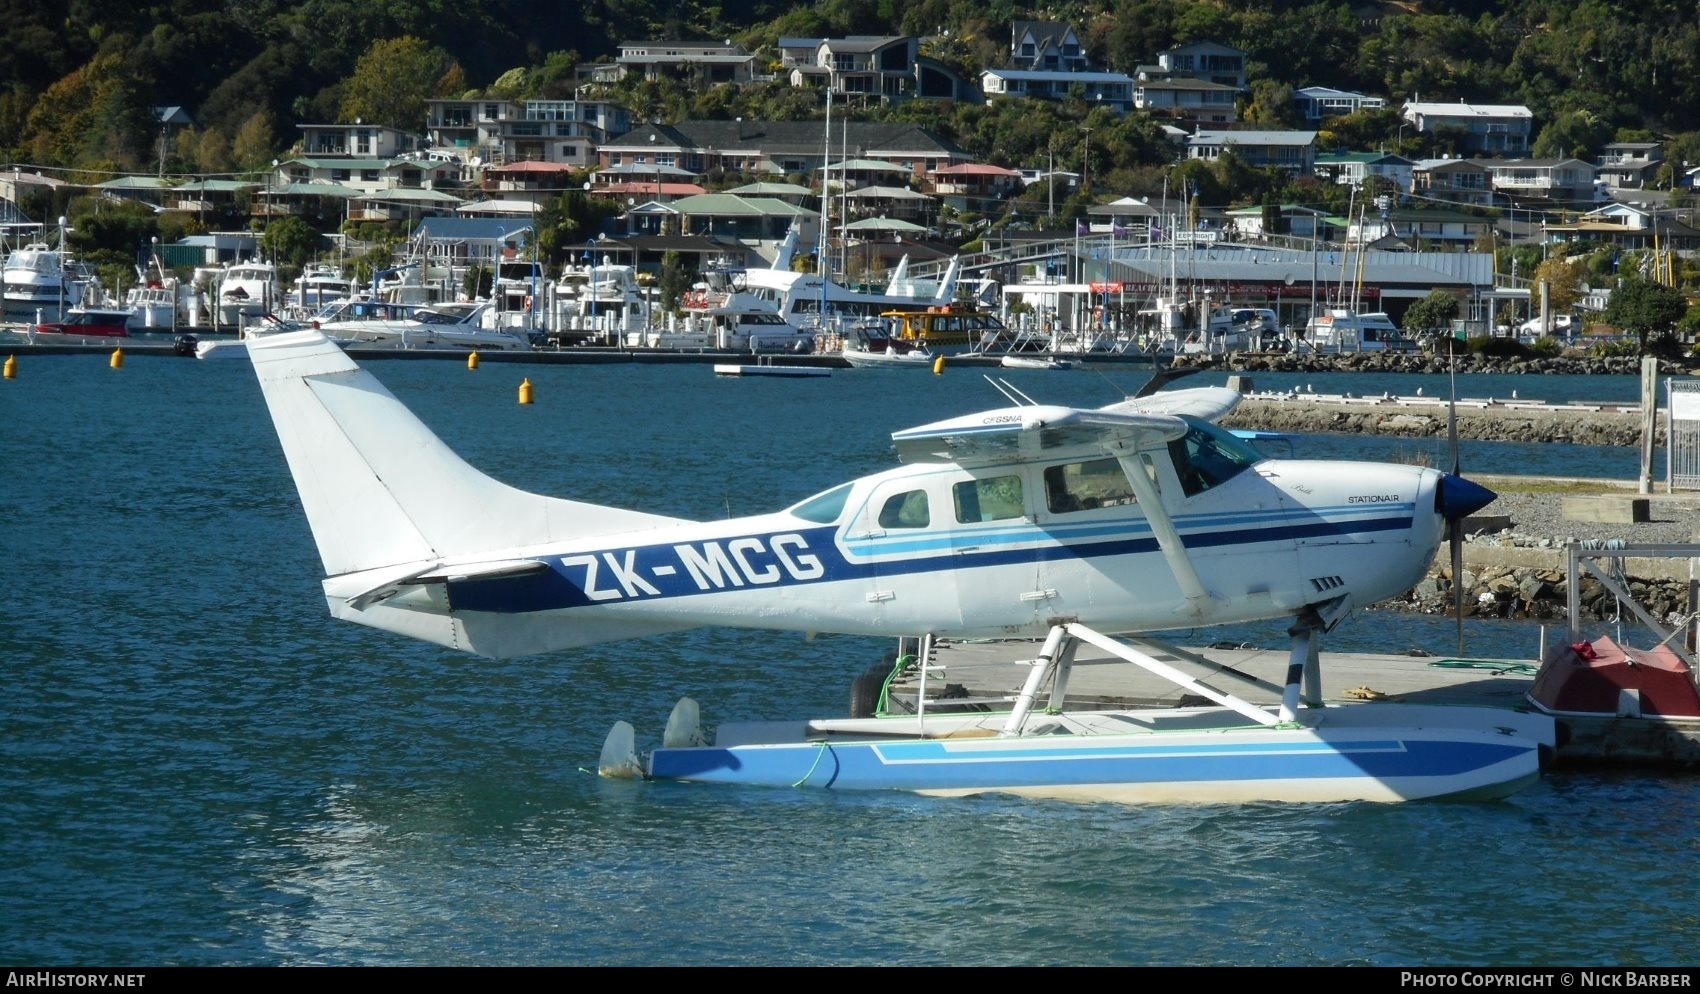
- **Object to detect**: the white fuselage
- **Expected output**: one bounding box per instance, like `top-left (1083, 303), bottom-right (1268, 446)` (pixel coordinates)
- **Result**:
top-left (339, 452), bottom-right (1446, 659)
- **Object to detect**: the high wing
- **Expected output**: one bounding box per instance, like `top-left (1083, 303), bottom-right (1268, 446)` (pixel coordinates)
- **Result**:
top-left (890, 404), bottom-right (1188, 467)
top-left (889, 386), bottom-right (1242, 468)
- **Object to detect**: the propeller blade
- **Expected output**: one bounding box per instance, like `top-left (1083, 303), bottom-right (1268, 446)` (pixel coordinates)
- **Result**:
top-left (1442, 352), bottom-right (1470, 654)
top-left (1452, 521), bottom-right (1466, 656)
top-left (1447, 360), bottom-right (1459, 478)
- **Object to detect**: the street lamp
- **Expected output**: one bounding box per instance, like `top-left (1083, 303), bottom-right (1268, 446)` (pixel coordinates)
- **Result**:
top-left (265, 158), bottom-right (278, 312)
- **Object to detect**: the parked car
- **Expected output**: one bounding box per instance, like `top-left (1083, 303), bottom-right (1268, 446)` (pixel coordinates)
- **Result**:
top-left (1516, 314), bottom-right (1574, 339)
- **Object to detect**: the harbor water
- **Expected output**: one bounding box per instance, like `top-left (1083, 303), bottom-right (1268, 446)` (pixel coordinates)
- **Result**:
top-left (3, 353), bottom-right (1697, 966)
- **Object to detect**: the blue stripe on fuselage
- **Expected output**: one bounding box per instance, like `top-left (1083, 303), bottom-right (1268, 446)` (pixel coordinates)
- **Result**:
top-left (442, 508), bottom-right (1416, 614)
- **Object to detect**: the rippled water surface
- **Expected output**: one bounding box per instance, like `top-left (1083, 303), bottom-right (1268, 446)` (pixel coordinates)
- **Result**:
top-left (3, 354), bottom-right (1696, 965)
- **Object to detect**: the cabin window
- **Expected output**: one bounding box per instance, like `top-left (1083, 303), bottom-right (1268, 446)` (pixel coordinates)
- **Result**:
top-left (1044, 458), bottom-right (1137, 513)
top-left (953, 475), bottom-right (1024, 523)
top-left (877, 490), bottom-right (930, 529)
top-left (1167, 418), bottom-right (1263, 497)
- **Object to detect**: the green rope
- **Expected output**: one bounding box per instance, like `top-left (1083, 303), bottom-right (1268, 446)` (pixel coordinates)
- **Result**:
top-left (793, 738), bottom-right (833, 788)
top-left (874, 653), bottom-right (916, 717)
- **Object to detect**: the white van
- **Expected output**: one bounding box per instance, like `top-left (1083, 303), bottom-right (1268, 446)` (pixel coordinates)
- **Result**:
top-left (1302, 309), bottom-right (1405, 352)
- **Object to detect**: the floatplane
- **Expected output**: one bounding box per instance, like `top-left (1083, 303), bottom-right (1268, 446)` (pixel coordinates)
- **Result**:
top-left (245, 331), bottom-right (1556, 805)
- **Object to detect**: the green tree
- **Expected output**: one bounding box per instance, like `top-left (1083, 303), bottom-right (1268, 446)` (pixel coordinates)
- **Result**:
top-left (1531, 109), bottom-right (1612, 161)
top-left (260, 214), bottom-right (323, 269)
top-left (659, 250), bottom-right (692, 313)
top-left (1532, 254), bottom-right (1587, 314)
top-left (339, 37), bottom-right (455, 131)
top-left (1603, 272), bottom-right (1688, 354)
top-left (231, 112), bottom-right (277, 172)
top-left (194, 128), bottom-right (233, 175)
top-left (1240, 80), bottom-right (1298, 128)
top-left (1402, 289), bottom-right (1462, 336)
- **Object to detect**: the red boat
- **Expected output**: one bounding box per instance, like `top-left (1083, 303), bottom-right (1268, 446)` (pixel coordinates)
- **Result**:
top-left (32, 307), bottom-right (131, 338)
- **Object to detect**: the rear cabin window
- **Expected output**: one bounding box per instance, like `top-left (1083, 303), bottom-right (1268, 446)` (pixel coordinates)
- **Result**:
top-left (1044, 458), bottom-right (1137, 513)
top-left (877, 489), bottom-right (931, 529)
top-left (954, 475), bottom-right (1025, 523)
top-left (1168, 419), bottom-right (1263, 497)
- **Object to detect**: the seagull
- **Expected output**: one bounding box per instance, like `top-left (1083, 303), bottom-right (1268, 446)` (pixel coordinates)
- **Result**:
top-left (1512, 389), bottom-right (1518, 399)
top-left (1416, 386), bottom-right (1424, 396)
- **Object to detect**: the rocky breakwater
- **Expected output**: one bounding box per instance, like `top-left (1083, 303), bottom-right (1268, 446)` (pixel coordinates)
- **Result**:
top-left (1169, 350), bottom-right (1697, 378)
top-left (1221, 393), bottom-right (1659, 446)
top-left (1373, 485), bottom-right (1700, 628)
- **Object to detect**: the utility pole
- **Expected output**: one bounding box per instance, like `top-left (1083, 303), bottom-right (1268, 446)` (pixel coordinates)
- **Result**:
top-left (1047, 141), bottom-right (1055, 224)
top-left (1080, 126), bottom-right (1094, 196)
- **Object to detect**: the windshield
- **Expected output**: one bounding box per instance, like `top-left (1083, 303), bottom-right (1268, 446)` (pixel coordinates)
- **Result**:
top-left (1168, 417), bottom-right (1265, 497)
top-left (788, 483), bottom-right (853, 523)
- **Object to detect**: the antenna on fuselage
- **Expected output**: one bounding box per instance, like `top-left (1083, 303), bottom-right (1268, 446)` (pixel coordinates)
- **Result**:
top-left (983, 374), bottom-right (1038, 406)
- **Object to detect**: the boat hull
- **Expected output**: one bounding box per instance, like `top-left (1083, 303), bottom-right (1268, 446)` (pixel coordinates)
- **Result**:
top-left (641, 703), bottom-right (1553, 804)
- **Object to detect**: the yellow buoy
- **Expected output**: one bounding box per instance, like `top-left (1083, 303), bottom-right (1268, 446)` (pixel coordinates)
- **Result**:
top-left (3, 355), bottom-right (15, 379)
top-left (110, 348), bottom-right (124, 369)
top-left (518, 377), bottom-right (533, 405)
top-left (932, 354), bottom-right (946, 375)
top-left (467, 351), bottom-right (480, 370)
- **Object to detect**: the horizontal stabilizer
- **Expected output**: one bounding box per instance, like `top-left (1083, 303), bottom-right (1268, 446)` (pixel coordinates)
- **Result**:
top-left (1100, 386), bottom-right (1243, 422)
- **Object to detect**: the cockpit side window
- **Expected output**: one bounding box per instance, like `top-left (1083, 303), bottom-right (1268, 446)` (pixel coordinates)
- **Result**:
top-left (953, 475), bottom-right (1024, 523)
top-left (877, 489), bottom-right (931, 529)
top-left (1167, 418), bottom-right (1262, 497)
top-left (1044, 458), bottom-right (1137, 513)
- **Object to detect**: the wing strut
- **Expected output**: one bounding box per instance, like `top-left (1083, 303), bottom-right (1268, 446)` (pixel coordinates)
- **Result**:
top-left (1110, 443), bottom-right (1214, 618)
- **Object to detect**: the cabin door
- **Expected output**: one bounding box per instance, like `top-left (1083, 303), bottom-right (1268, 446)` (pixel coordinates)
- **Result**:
top-left (944, 469), bottom-right (1044, 632)
top-left (846, 477), bottom-right (962, 634)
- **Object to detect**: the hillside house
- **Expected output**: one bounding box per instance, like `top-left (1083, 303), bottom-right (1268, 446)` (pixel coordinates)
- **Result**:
top-left (1402, 101), bottom-right (1532, 155)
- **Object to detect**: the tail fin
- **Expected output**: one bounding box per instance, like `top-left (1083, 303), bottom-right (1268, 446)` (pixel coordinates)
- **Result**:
top-left (248, 330), bottom-right (689, 579)
top-left (883, 254), bottom-right (909, 293)
top-left (771, 224), bottom-right (798, 270)
top-left (932, 256), bottom-right (961, 305)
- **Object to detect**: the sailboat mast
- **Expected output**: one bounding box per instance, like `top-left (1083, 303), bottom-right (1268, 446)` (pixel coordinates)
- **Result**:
top-left (840, 109), bottom-right (849, 289)
top-left (818, 77), bottom-right (832, 327)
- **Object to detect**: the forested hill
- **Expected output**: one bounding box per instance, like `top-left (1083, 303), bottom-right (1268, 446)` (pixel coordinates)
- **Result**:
top-left (5, 0), bottom-right (1700, 177)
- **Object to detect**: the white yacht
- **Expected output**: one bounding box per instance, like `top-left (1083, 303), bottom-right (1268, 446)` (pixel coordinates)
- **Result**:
top-left (740, 254), bottom-right (963, 332)
top-left (2, 225), bottom-right (100, 323)
top-left (639, 267), bottom-right (814, 353)
top-left (311, 298), bottom-right (532, 351)
top-left (123, 252), bottom-right (200, 332)
top-left (287, 264), bottom-right (358, 317)
top-left (550, 261), bottom-right (651, 345)
top-left (213, 260), bottom-right (282, 328)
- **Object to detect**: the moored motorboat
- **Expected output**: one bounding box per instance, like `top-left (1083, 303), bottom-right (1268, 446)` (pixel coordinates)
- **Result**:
top-left (641, 267), bottom-right (815, 353)
top-left (1000, 354), bottom-right (1072, 370)
top-left (3, 228), bottom-right (101, 324)
top-left (32, 306), bottom-right (131, 339)
top-left (842, 343), bottom-right (936, 368)
top-left (311, 298), bottom-right (532, 351)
